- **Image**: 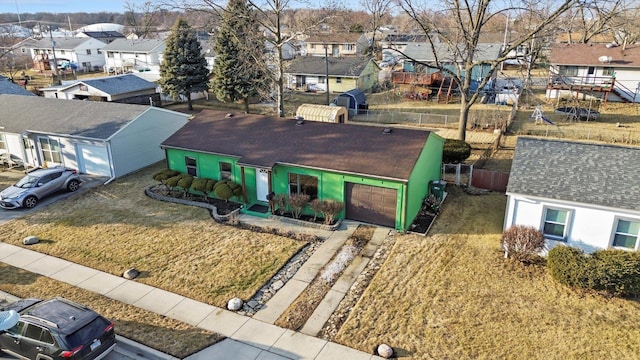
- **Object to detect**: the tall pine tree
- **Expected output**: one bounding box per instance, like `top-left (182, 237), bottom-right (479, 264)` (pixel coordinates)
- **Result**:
top-left (211, 0), bottom-right (270, 113)
top-left (159, 18), bottom-right (209, 111)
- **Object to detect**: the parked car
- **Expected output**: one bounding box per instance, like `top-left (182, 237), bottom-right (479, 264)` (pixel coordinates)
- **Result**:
top-left (0, 297), bottom-right (116, 360)
top-left (0, 167), bottom-right (81, 209)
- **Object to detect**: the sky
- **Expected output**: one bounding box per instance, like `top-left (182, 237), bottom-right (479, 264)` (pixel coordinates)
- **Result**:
top-left (1, 0), bottom-right (133, 14)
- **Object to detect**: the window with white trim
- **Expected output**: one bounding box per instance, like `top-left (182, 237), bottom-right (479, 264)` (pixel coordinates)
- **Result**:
top-left (185, 156), bottom-right (197, 176)
top-left (542, 207), bottom-right (570, 240)
top-left (220, 161), bottom-right (232, 180)
top-left (38, 138), bottom-right (62, 163)
top-left (612, 218), bottom-right (640, 250)
top-left (86, 49), bottom-right (92, 55)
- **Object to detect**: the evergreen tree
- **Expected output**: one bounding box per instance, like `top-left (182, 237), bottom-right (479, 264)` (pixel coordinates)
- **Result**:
top-left (159, 18), bottom-right (209, 111)
top-left (211, 0), bottom-right (270, 113)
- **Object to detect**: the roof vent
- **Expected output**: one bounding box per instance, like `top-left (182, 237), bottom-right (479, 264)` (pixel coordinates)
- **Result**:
top-left (225, 113), bottom-right (234, 118)
top-left (296, 119), bottom-right (304, 125)
top-left (605, 43), bottom-right (618, 48)
top-left (382, 128), bottom-right (392, 135)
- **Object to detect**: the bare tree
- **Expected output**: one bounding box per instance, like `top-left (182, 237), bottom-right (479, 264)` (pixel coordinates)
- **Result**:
top-left (560, 0), bottom-right (626, 44)
top-left (361, 0), bottom-right (394, 55)
top-left (124, 0), bottom-right (163, 38)
top-left (396, 0), bottom-right (576, 141)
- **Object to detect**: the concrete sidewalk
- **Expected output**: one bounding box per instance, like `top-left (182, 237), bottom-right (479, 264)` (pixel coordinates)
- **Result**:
top-left (0, 229), bottom-right (383, 360)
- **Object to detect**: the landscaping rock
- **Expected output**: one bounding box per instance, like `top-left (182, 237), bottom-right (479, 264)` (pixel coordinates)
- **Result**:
top-left (227, 297), bottom-right (243, 311)
top-left (377, 344), bottom-right (394, 358)
top-left (22, 235), bottom-right (39, 245)
top-left (123, 268), bottom-right (139, 280)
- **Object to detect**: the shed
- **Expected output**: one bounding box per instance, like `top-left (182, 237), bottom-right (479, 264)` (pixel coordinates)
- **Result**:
top-left (295, 104), bottom-right (348, 123)
top-left (334, 89), bottom-right (368, 116)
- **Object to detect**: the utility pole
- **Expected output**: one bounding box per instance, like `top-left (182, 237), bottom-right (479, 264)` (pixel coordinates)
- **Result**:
top-left (48, 26), bottom-right (61, 85)
top-left (325, 45), bottom-right (330, 105)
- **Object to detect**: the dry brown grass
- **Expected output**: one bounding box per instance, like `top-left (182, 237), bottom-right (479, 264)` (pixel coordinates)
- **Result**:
top-left (0, 163), bottom-right (306, 308)
top-left (333, 187), bottom-right (640, 359)
top-left (275, 225), bottom-right (375, 330)
top-left (0, 263), bottom-right (222, 358)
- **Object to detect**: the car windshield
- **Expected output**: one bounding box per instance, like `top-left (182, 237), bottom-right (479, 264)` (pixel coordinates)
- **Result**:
top-left (15, 175), bottom-right (38, 189)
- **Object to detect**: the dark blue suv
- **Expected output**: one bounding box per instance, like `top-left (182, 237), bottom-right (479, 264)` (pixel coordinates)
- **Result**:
top-left (0, 298), bottom-right (116, 360)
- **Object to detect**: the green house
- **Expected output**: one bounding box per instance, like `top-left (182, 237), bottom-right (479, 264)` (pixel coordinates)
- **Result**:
top-left (160, 110), bottom-right (444, 230)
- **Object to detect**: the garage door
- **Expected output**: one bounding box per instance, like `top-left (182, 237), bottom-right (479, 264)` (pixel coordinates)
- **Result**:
top-left (77, 143), bottom-right (111, 176)
top-left (345, 183), bottom-right (397, 227)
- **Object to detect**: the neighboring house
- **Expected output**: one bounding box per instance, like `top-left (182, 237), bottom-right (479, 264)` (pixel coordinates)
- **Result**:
top-left (504, 137), bottom-right (640, 254)
top-left (28, 37), bottom-right (107, 72)
top-left (546, 43), bottom-right (640, 103)
top-left (39, 74), bottom-right (160, 105)
top-left (284, 57), bottom-right (379, 92)
top-left (379, 33), bottom-right (435, 53)
top-left (303, 33), bottom-right (368, 57)
top-left (0, 94), bottom-right (189, 178)
top-left (265, 40), bottom-right (297, 61)
top-left (160, 110), bottom-right (444, 230)
top-left (77, 31), bottom-right (126, 44)
top-left (0, 76), bottom-right (34, 96)
top-left (401, 42), bottom-right (501, 92)
top-left (101, 38), bottom-right (166, 80)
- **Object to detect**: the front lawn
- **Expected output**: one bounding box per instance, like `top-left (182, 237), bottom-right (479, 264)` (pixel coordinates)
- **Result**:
top-left (0, 162), bottom-right (306, 308)
top-left (333, 186), bottom-right (640, 358)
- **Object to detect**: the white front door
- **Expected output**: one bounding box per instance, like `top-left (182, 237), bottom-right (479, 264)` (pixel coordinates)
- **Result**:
top-left (256, 168), bottom-right (270, 201)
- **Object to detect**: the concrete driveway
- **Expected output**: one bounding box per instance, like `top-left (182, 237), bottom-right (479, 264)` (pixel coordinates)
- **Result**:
top-left (0, 170), bottom-right (107, 225)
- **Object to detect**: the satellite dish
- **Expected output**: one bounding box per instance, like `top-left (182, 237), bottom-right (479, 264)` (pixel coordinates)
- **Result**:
top-left (0, 310), bottom-right (19, 331)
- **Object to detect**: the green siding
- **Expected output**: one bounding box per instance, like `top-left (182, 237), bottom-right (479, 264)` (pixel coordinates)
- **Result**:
top-left (271, 165), bottom-right (406, 228)
top-left (404, 133), bottom-right (445, 229)
top-left (166, 133), bottom-right (442, 230)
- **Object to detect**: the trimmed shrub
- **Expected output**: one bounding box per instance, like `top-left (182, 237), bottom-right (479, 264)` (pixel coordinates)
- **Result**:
top-left (321, 199), bottom-right (344, 225)
top-left (442, 139), bottom-right (471, 163)
top-left (165, 174), bottom-right (186, 189)
top-left (213, 180), bottom-right (242, 202)
top-left (309, 199), bottom-right (323, 221)
top-left (547, 246), bottom-right (588, 288)
top-left (152, 169), bottom-right (181, 182)
top-left (588, 250), bottom-right (640, 296)
top-left (190, 177), bottom-right (210, 193)
top-left (501, 225), bottom-right (545, 262)
top-left (288, 193), bottom-right (310, 219)
top-left (272, 194), bottom-right (288, 215)
top-left (548, 247), bottom-right (640, 297)
top-left (176, 175), bottom-right (193, 190)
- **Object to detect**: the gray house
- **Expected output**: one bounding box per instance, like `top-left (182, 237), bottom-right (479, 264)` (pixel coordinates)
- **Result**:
top-left (505, 137), bottom-right (640, 254)
top-left (39, 74), bottom-right (160, 105)
top-left (0, 94), bottom-right (189, 179)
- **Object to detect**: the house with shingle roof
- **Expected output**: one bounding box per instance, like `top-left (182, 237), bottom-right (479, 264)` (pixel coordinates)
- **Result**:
top-left (39, 74), bottom-right (160, 105)
top-left (160, 110), bottom-right (444, 230)
top-left (504, 137), bottom-right (640, 253)
top-left (0, 94), bottom-right (189, 178)
top-left (284, 56), bottom-right (379, 92)
top-left (101, 38), bottom-right (165, 80)
top-left (303, 33), bottom-right (369, 57)
top-left (0, 76), bottom-right (35, 96)
top-left (27, 37), bottom-right (107, 72)
top-left (546, 43), bottom-right (640, 103)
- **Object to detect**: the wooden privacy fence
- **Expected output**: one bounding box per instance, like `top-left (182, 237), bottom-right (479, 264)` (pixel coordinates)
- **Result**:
top-left (470, 168), bottom-right (510, 192)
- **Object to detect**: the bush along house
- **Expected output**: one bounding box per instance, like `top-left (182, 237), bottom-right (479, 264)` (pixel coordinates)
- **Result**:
top-left (160, 110), bottom-right (444, 230)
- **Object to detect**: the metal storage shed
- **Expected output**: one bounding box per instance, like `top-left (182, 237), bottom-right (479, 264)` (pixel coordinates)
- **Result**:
top-left (333, 88), bottom-right (368, 116)
top-left (295, 104), bottom-right (348, 123)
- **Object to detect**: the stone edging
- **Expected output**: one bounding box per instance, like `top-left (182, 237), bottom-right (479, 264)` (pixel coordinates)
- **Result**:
top-left (144, 186), bottom-right (241, 222)
top-left (269, 214), bottom-right (342, 231)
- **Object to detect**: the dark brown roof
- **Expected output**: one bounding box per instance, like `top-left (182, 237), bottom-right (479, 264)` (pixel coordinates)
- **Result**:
top-left (550, 43), bottom-right (640, 67)
top-left (286, 56), bottom-right (375, 77)
top-left (161, 110), bottom-right (435, 181)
